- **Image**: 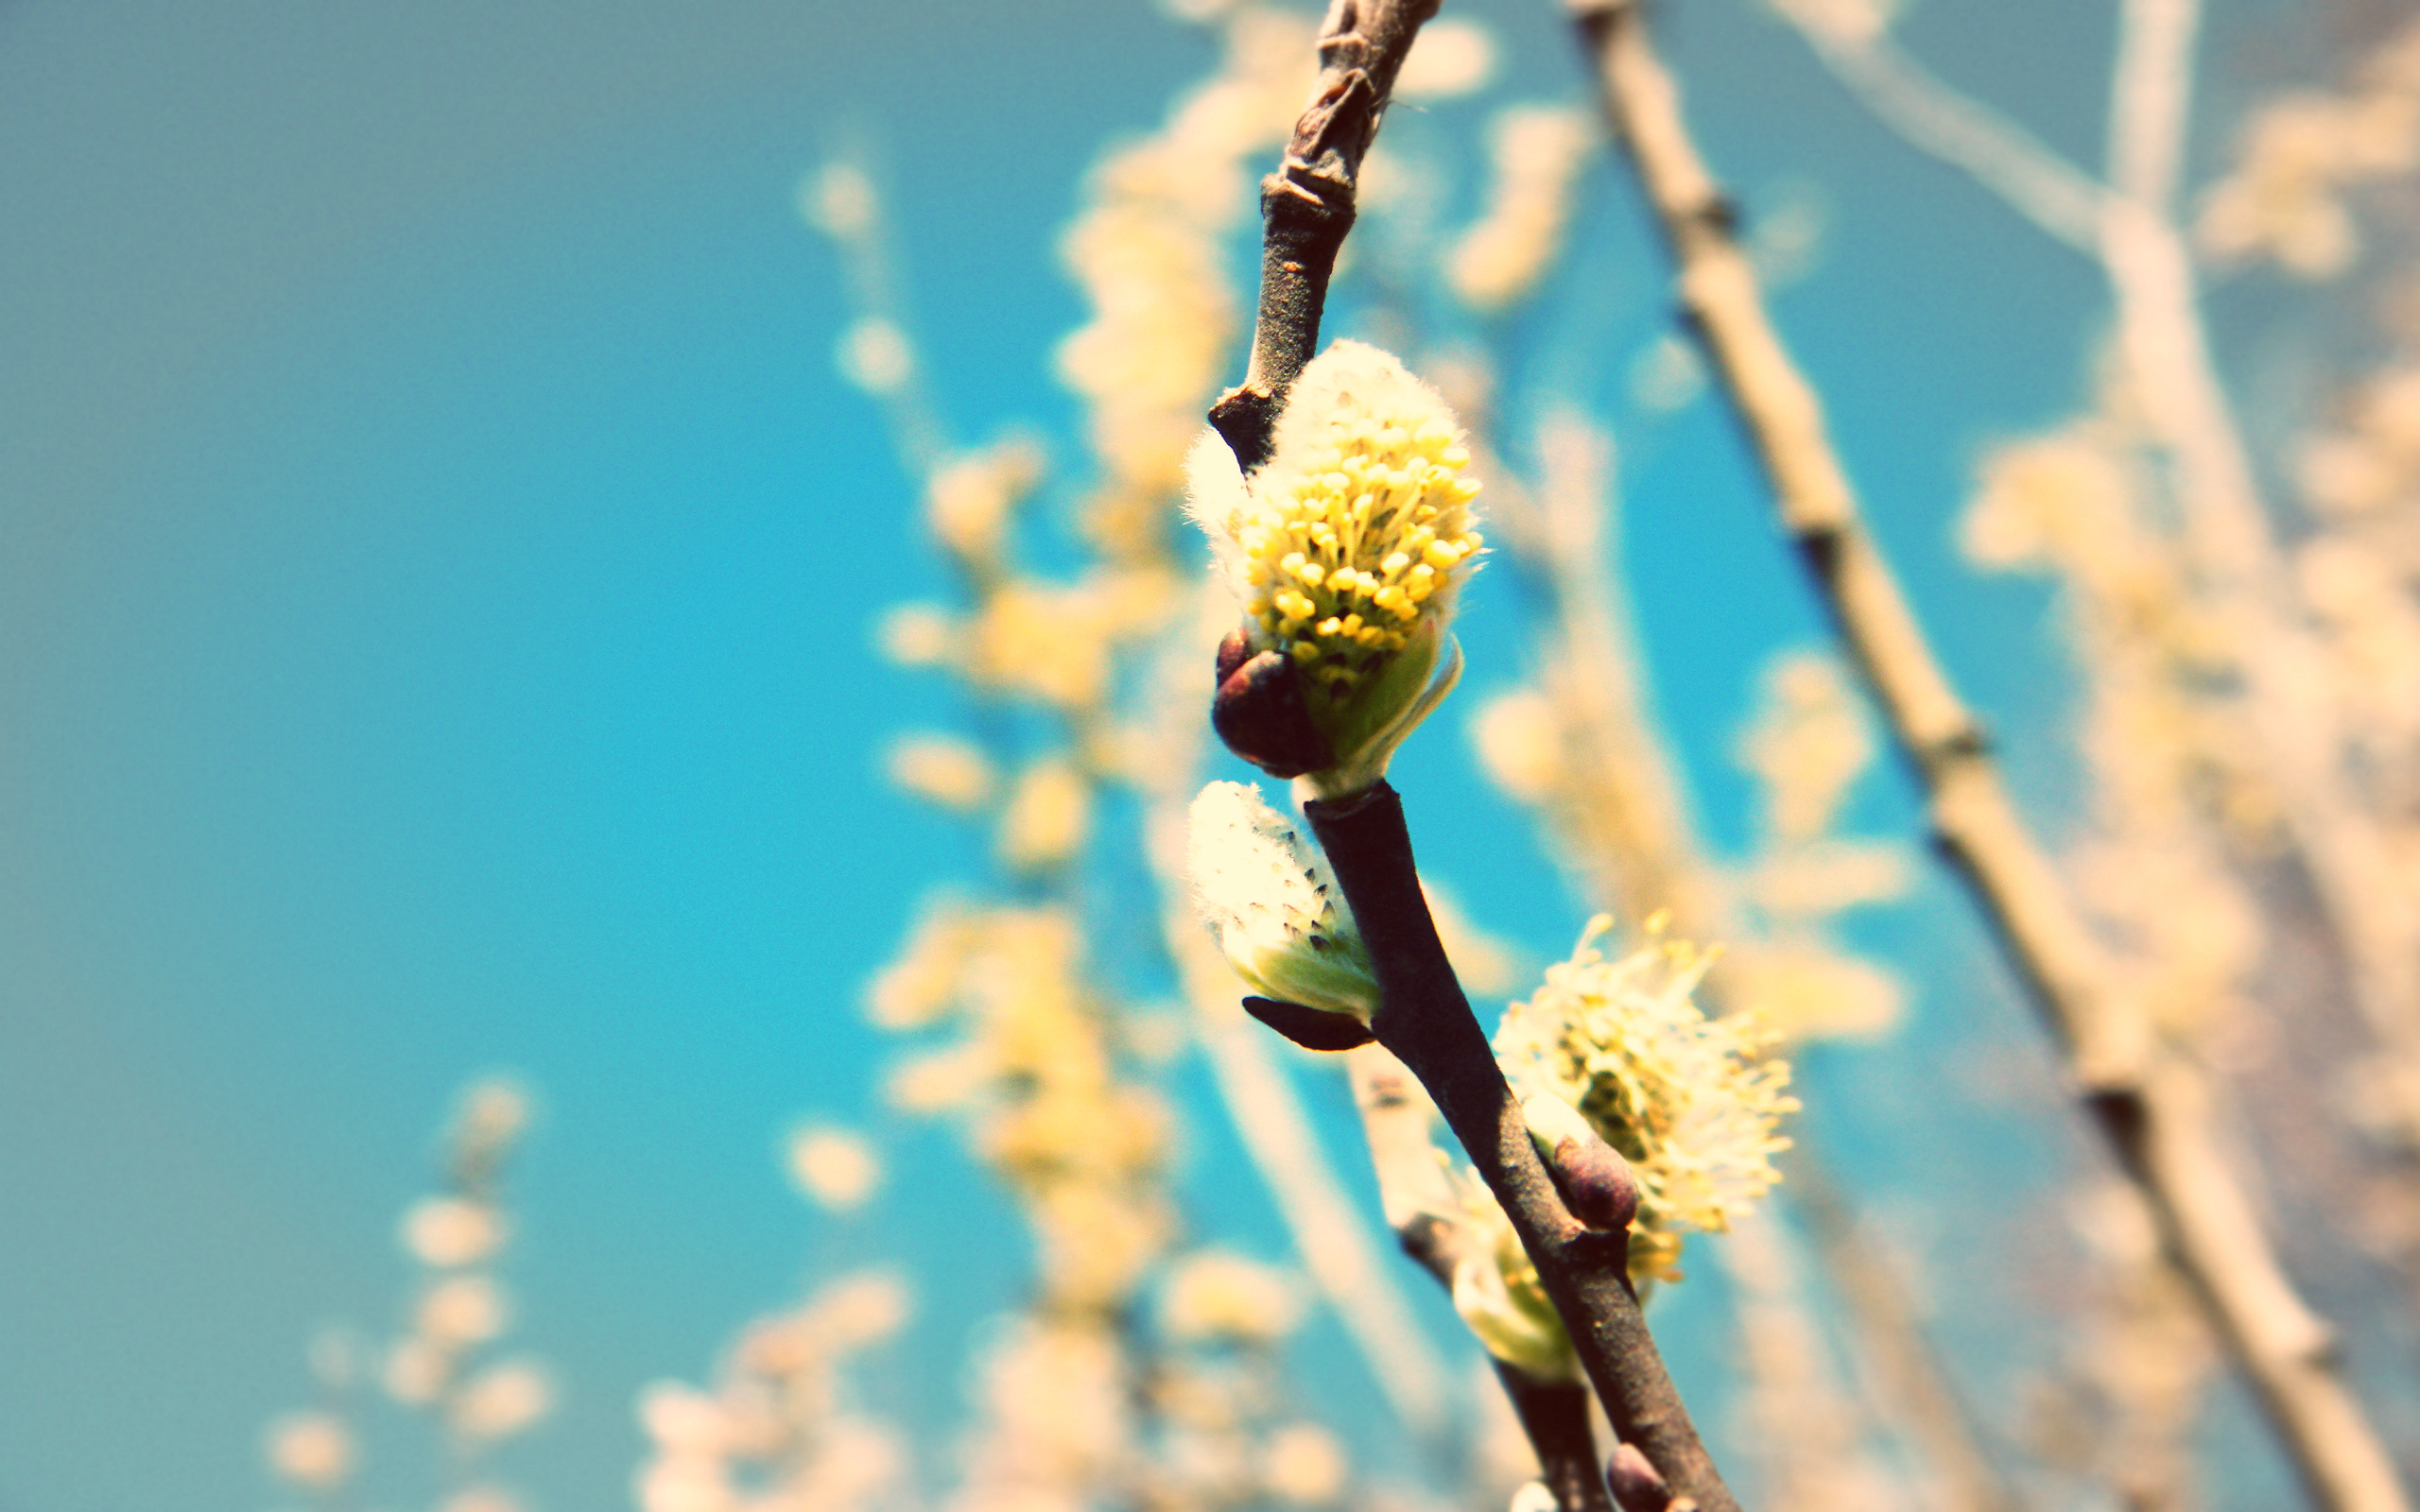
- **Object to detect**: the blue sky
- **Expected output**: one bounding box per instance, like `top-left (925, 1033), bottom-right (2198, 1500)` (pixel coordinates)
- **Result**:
top-left (0, 0), bottom-right (2364, 1508)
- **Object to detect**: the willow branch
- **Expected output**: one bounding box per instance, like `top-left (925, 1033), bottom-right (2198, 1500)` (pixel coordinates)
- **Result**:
top-left (1570, 3), bottom-right (2412, 1508)
top-left (1778, 0), bottom-right (2420, 1148)
top-left (1209, 0), bottom-right (1442, 472)
top-left (1310, 782), bottom-right (1740, 1512)
top-left (1347, 1048), bottom-right (1615, 1512)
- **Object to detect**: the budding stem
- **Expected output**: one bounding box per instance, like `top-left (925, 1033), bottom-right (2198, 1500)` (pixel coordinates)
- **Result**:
top-left (1303, 782), bottom-right (1739, 1512)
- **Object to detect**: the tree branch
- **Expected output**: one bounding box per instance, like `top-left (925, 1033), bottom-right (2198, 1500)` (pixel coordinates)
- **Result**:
top-left (1209, 0), bottom-right (1443, 472)
top-left (1346, 1046), bottom-right (1616, 1512)
top-left (1311, 782), bottom-right (1740, 1512)
top-left (1569, 3), bottom-right (2413, 1508)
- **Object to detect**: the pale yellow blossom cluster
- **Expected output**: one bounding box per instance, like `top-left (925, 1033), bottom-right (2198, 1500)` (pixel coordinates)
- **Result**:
top-left (1725, 651), bottom-right (1911, 1040)
top-left (786, 1124), bottom-right (886, 1213)
top-left (925, 438), bottom-right (1046, 570)
top-left (885, 733), bottom-right (996, 813)
top-left (1446, 107), bottom-right (1599, 314)
top-left (1142, 1246), bottom-right (1349, 1512)
top-left (951, 1318), bottom-right (1132, 1512)
top-left (2198, 19), bottom-right (2420, 279)
top-left (997, 759), bottom-right (1096, 874)
top-left (1056, 7), bottom-right (1315, 558)
top-left (879, 577), bottom-right (1123, 713)
top-left (1160, 1249), bottom-right (1305, 1346)
top-left (1495, 918), bottom-right (1798, 1283)
top-left (873, 902), bottom-right (1175, 1313)
top-left (1393, 17), bottom-right (1498, 103)
top-left (635, 1270), bottom-right (912, 1512)
top-left (2024, 1184), bottom-right (2213, 1508)
top-left (804, 154), bottom-right (946, 468)
top-left (264, 1409), bottom-right (355, 1494)
top-left (265, 1078), bottom-right (552, 1510)
top-left (1194, 342), bottom-right (1485, 686)
top-left (1962, 409), bottom-right (2272, 1035)
top-left (2293, 350), bottom-right (2420, 769)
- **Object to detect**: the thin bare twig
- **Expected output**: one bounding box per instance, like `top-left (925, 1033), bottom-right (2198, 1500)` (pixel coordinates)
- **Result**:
top-left (1348, 1048), bottom-right (1616, 1512)
top-left (1789, 28), bottom-right (2105, 250)
top-left (1569, 2), bottom-right (2413, 1507)
top-left (1210, 0), bottom-right (1443, 471)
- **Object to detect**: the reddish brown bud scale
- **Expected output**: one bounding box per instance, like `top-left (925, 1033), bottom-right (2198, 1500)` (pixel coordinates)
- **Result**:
top-left (1240, 995), bottom-right (1376, 1051)
top-left (1605, 1443), bottom-right (1673, 1511)
top-left (1544, 1134), bottom-right (1640, 1234)
top-left (1212, 643), bottom-right (1335, 779)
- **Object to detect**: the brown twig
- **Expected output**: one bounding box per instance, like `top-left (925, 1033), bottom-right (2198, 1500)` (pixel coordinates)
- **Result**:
top-left (1569, 2), bottom-right (2412, 1507)
top-left (1208, 0), bottom-right (1442, 472)
top-left (1348, 1047), bottom-right (1616, 1512)
top-left (1312, 782), bottom-right (1740, 1512)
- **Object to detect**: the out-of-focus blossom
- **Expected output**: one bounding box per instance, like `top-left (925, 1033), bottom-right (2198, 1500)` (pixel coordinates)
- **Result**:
top-left (997, 759), bottom-right (1095, 873)
top-left (927, 439), bottom-right (1046, 564)
top-left (2198, 24), bottom-right (2420, 279)
top-left (1446, 108), bottom-right (1598, 314)
top-left (875, 603), bottom-right (958, 666)
top-left (786, 1125), bottom-right (886, 1213)
top-left (264, 1411), bottom-right (354, 1492)
top-left (838, 318), bottom-right (916, 395)
top-left (402, 1196), bottom-right (506, 1269)
top-left (887, 734), bottom-right (996, 812)
top-left (419, 1274), bottom-right (510, 1348)
top-left (450, 1359), bottom-right (556, 1442)
top-left (1628, 333), bottom-right (1707, 415)
top-left (1472, 687), bottom-right (1563, 804)
top-left (1260, 1422), bottom-right (1348, 1504)
top-left (1736, 652), bottom-right (1874, 846)
top-left (386, 1335), bottom-right (453, 1405)
top-left (1161, 1249), bottom-right (1305, 1344)
top-left (804, 161), bottom-right (878, 240)
top-left (1394, 18), bottom-right (1496, 101)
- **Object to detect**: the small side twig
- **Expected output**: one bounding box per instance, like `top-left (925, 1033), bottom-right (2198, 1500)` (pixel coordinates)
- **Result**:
top-left (1569, 2), bottom-right (2412, 1508)
top-left (1209, 0), bottom-right (1442, 472)
top-left (1314, 782), bottom-right (1740, 1512)
top-left (1348, 1047), bottom-right (1615, 1512)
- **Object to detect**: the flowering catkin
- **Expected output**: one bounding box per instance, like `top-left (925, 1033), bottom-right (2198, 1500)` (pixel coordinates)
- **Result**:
top-left (1189, 340), bottom-right (1485, 792)
top-left (1495, 917), bottom-right (1796, 1283)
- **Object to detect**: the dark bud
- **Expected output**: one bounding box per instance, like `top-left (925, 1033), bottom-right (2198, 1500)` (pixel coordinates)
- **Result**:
top-left (1604, 1443), bottom-right (1673, 1512)
top-left (1241, 996), bottom-right (1375, 1052)
top-left (1544, 1134), bottom-right (1640, 1234)
top-left (1524, 1094), bottom-right (1642, 1232)
top-left (1212, 641), bottom-right (1335, 779)
top-left (1216, 627), bottom-right (1253, 686)
top-left (1549, 1137), bottom-right (1641, 1234)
